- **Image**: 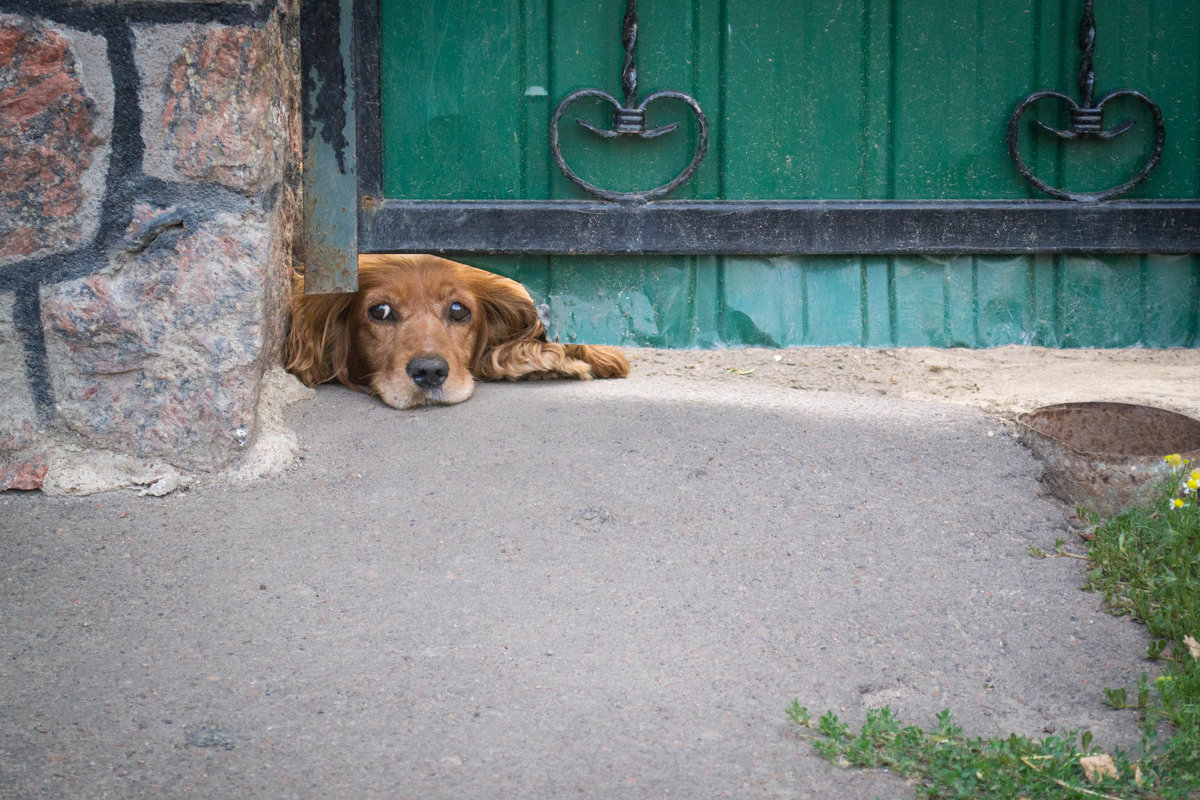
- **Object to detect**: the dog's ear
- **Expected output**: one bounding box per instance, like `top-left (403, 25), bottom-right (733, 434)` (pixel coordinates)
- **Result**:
top-left (284, 274), bottom-right (355, 387)
top-left (469, 269), bottom-right (546, 368)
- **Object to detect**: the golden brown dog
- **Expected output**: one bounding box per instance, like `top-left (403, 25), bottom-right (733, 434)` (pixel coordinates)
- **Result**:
top-left (285, 254), bottom-right (629, 408)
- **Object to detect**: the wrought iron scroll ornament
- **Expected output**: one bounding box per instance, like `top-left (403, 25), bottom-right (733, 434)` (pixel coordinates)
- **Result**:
top-left (550, 0), bottom-right (708, 202)
top-left (1007, 0), bottom-right (1165, 202)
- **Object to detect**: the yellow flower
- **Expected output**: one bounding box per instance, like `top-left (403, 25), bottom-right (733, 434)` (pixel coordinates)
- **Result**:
top-left (1165, 453), bottom-right (1185, 468)
top-left (1171, 498), bottom-right (1187, 510)
top-left (1191, 468), bottom-right (1200, 482)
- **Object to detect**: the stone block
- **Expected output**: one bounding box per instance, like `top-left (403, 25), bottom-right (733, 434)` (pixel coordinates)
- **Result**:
top-left (138, 18), bottom-right (285, 195)
top-left (41, 205), bottom-right (277, 472)
top-left (0, 15), bottom-right (110, 265)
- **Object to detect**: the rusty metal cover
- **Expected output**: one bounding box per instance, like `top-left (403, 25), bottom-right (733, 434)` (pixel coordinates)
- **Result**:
top-left (1017, 402), bottom-right (1200, 517)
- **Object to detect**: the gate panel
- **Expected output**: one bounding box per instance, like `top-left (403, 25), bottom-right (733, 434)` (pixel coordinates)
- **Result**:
top-left (377, 0), bottom-right (1197, 202)
top-left (891, 2), bottom-right (1033, 199)
top-left (465, 252), bottom-right (1199, 349)
top-left (336, 0), bottom-right (1200, 347)
top-left (720, 0), bottom-right (870, 199)
top-left (381, 1), bottom-right (526, 198)
top-left (1146, 256), bottom-right (1200, 345)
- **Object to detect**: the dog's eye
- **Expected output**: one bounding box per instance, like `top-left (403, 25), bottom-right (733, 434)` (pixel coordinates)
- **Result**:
top-left (367, 303), bottom-right (395, 322)
top-left (448, 302), bottom-right (471, 323)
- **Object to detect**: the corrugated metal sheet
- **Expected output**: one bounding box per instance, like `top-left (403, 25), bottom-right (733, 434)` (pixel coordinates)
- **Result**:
top-left (376, 0), bottom-right (1200, 347)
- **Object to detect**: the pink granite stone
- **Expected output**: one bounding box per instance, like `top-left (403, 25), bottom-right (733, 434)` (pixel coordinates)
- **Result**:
top-left (41, 206), bottom-right (275, 471)
top-left (161, 23), bottom-right (282, 193)
top-left (0, 16), bottom-right (105, 260)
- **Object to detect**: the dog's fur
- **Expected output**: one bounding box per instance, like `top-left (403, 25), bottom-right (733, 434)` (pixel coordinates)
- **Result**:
top-left (285, 254), bottom-right (629, 408)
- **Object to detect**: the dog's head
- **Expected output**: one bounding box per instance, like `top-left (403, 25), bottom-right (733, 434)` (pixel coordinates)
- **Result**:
top-left (285, 254), bottom-right (545, 408)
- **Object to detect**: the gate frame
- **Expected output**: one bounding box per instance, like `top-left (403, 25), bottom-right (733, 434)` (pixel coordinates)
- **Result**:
top-left (302, 0), bottom-right (1200, 294)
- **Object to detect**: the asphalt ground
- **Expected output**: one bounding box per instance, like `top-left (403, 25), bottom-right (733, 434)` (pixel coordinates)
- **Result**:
top-left (0, 374), bottom-right (1154, 799)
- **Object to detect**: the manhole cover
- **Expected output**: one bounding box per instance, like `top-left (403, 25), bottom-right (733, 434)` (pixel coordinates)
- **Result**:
top-left (1017, 402), bottom-right (1200, 517)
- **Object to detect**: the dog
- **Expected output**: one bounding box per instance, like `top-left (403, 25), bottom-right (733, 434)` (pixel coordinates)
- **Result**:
top-left (285, 254), bottom-right (629, 408)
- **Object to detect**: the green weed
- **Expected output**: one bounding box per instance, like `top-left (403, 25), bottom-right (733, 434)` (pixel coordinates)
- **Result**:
top-left (789, 455), bottom-right (1200, 799)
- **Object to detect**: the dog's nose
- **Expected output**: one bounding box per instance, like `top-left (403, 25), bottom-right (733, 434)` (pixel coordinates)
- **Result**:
top-left (406, 355), bottom-right (449, 389)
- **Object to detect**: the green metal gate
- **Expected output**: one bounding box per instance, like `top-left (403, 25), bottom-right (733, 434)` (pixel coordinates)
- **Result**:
top-left (302, 0), bottom-right (1200, 348)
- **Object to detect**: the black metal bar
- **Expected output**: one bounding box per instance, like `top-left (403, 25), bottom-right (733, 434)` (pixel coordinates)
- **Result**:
top-left (620, 0), bottom-right (638, 108)
top-left (361, 200), bottom-right (1200, 256)
top-left (355, 0), bottom-right (384, 202)
top-left (1078, 0), bottom-right (1097, 108)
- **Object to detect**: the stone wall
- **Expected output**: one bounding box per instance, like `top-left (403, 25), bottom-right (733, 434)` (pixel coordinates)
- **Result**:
top-left (0, 0), bottom-right (300, 492)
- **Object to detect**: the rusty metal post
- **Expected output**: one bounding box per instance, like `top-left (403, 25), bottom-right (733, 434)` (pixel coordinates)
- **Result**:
top-left (301, 0), bottom-right (358, 293)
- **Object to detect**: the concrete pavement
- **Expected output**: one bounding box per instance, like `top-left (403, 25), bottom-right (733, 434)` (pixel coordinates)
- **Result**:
top-left (0, 374), bottom-right (1153, 798)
